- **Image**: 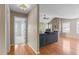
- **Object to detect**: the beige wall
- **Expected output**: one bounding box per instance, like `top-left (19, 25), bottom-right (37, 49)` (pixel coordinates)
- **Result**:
top-left (0, 5), bottom-right (6, 54)
top-left (10, 11), bottom-right (27, 45)
top-left (39, 22), bottom-right (47, 33)
top-left (5, 4), bottom-right (10, 53)
top-left (27, 5), bottom-right (39, 54)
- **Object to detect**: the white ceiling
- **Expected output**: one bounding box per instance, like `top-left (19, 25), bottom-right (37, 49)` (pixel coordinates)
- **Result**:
top-left (9, 4), bottom-right (35, 14)
top-left (39, 4), bottom-right (79, 23)
top-left (9, 4), bottom-right (79, 23)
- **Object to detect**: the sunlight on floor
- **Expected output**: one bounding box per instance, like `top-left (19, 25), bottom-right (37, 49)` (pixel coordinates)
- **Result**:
top-left (62, 40), bottom-right (71, 54)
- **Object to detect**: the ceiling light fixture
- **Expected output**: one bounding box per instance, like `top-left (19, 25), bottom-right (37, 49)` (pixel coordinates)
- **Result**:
top-left (18, 4), bottom-right (31, 11)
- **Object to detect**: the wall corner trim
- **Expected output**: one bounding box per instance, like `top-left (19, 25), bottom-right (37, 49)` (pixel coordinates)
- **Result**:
top-left (27, 43), bottom-right (40, 55)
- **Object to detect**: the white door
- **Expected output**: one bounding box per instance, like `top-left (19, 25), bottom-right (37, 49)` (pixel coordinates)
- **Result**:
top-left (14, 16), bottom-right (26, 45)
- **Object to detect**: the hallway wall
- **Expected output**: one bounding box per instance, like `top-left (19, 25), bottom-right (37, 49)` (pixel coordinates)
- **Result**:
top-left (27, 5), bottom-right (39, 54)
top-left (5, 4), bottom-right (10, 54)
top-left (0, 4), bottom-right (6, 54)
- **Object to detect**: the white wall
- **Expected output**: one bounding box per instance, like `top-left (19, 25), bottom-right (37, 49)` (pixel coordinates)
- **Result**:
top-left (39, 22), bottom-right (49, 33)
top-left (5, 4), bottom-right (10, 53)
top-left (27, 5), bottom-right (39, 54)
top-left (0, 4), bottom-right (6, 55)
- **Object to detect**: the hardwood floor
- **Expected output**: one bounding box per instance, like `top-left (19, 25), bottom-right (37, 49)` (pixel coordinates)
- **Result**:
top-left (8, 37), bottom-right (79, 55)
top-left (40, 37), bottom-right (79, 55)
top-left (8, 44), bottom-right (35, 55)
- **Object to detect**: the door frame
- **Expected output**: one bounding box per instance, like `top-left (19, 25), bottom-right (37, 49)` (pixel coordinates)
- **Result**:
top-left (14, 16), bottom-right (27, 45)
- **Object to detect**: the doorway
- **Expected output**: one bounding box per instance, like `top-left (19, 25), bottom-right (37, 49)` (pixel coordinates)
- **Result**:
top-left (14, 16), bottom-right (27, 45)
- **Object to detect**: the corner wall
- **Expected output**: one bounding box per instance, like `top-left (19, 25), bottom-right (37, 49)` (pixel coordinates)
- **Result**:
top-left (5, 4), bottom-right (10, 54)
top-left (27, 5), bottom-right (39, 54)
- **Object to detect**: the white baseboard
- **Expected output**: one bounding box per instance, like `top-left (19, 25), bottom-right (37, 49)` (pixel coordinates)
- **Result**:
top-left (27, 43), bottom-right (40, 55)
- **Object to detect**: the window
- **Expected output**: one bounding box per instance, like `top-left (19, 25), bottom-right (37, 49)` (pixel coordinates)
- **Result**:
top-left (62, 22), bottom-right (70, 33)
top-left (76, 22), bottom-right (79, 34)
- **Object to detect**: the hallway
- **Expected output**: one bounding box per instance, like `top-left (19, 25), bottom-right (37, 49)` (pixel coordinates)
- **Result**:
top-left (40, 37), bottom-right (79, 55)
top-left (8, 44), bottom-right (35, 55)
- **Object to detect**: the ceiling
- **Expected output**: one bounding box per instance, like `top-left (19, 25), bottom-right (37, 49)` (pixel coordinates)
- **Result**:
top-left (9, 4), bottom-right (35, 14)
top-left (39, 4), bottom-right (79, 23)
top-left (9, 4), bottom-right (79, 23)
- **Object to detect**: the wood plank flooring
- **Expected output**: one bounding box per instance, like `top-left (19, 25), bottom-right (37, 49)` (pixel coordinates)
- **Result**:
top-left (40, 37), bottom-right (79, 55)
top-left (8, 44), bottom-right (35, 55)
top-left (8, 37), bottom-right (79, 55)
